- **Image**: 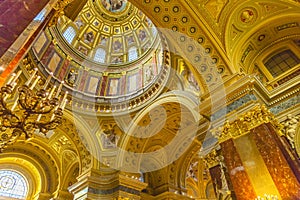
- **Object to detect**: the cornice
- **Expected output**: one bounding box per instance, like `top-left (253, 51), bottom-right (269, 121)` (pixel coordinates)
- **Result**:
top-left (200, 74), bottom-right (300, 122)
top-left (211, 105), bottom-right (283, 143)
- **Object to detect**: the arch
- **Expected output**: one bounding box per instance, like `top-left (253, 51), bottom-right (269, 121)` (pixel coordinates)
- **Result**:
top-left (116, 90), bottom-right (201, 173)
top-left (0, 140), bottom-right (61, 196)
top-left (0, 169), bottom-right (28, 199)
top-left (224, 0), bottom-right (300, 72)
top-left (0, 155), bottom-right (44, 199)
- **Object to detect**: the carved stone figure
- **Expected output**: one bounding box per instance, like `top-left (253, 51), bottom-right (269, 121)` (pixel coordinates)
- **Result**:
top-left (101, 124), bottom-right (120, 149)
top-left (66, 69), bottom-right (78, 86)
top-left (283, 114), bottom-right (300, 149)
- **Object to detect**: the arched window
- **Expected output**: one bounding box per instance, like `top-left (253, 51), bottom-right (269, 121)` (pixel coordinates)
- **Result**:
top-left (264, 49), bottom-right (300, 77)
top-left (0, 170), bottom-right (28, 199)
top-left (128, 47), bottom-right (138, 62)
top-left (94, 48), bottom-right (106, 63)
top-left (63, 26), bottom-right (76, 44)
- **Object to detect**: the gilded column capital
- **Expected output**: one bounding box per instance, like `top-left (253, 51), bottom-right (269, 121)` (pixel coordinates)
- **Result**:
top-left (211, 105), bottom-right (283, 143)
top-left (48, 0), bottom-right (75, 27)
top-left (203, 149), bottom-right (219, 168)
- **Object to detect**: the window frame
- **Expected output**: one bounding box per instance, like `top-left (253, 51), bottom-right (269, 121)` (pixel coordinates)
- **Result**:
top-left (63, 26), bottom-right (77, 44)
top-left (256, 40), bottom-right (300, 82)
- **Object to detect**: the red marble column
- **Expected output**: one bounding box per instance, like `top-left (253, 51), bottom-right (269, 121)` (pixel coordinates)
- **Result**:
top-left (220, 139), bottom-right (257, 200)
top-left (0, 6), bottom-right (54, 86)
top-left (0, 0), bottom-right (49, 57)
top-left (252, 123), bottom-right (300, 199)
top-left (209, 165), bottom-right (222, 197)
top-left (277, 136), bottom-right (300, 183)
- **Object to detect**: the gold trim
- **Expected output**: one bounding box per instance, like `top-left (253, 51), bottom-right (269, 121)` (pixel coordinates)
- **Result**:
top-left (212, 105), bottom-right (283, 143)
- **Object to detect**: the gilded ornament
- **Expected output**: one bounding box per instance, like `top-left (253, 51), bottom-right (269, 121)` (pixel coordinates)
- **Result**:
top-left (212, 105), bottom-right (283, 143)
top-left (240, 9), bottom-right (254, 23)
top-left (48, 0), bottom-right (75, 27)
top-left (203, 149), bottom-right (219, 168)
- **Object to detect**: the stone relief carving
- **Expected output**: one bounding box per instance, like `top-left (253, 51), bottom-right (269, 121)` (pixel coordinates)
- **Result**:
top-left (101, 124), bottom-right (120, 149)
top-left (282, 114), bottom-right (300, 149)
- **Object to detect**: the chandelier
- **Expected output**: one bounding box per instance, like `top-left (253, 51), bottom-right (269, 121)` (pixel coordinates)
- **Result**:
top-left (0, 68), bottom-right (68, 151)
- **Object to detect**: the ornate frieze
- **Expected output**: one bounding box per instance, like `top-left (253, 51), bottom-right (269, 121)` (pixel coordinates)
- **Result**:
top-left (212, 105), bottom-right (283, 143)
top-left (270, 93), bottom-right (300, 115)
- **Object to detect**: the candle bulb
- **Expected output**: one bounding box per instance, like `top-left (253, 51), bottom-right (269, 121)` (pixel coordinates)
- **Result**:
top-left (43, 72), bottom-right (53, 90)
top-left (6, 73), bottom-right (16, 86)
top-left (55, 81), bottom-right (64, 98)
top-left (37, 114), bottom-right (42, 122)
top-left (47, 85), bottom-right (56, 99)
top-left (11, 70), bottom-right (22, 85)
top-left (60, 99), bottom-right (68, 110)
top-left (25, 68), bottom-right (38, 86)
top-left (50, 106), bottom-right (58, 121)
top-left (60, 91), bottom-right (68, 105)
top-left (30, 76), bottom-right (40, 90)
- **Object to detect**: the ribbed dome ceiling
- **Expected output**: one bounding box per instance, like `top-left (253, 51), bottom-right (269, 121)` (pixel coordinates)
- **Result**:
top-left (31, 0), bottom-right (170, 114)
top-left (57, 0), bottom-right (159, 66)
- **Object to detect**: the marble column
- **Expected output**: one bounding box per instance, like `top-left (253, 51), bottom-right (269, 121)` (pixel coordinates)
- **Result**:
top-left (252, 123), bottom-right (300, 199)
top-left (0, 0), bottom-right (49, 57)
top-left (0, 3), bottom-right (55, 86)
top-left (212, 105), bottom-right (292, 199)
top-left (220, 139), bottom-right (256, 200)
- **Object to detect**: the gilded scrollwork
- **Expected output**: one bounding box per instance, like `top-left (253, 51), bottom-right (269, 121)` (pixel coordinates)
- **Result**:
top-left (203, 149), bottom-right (219, 168)
top-left (48, 0), bottom-right (74, 27)
top-left (212, 105), bottom-right (283, 143)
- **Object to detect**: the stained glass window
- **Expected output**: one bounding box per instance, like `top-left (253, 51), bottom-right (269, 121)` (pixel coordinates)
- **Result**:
top-left (264, 49), bottom-right (300, 77)
top-left (63, 27), bottom-right (76, 44)
top-left (128, 47), bottom-right (138, 62)
top-left (0, 170), bottom-right (28, 199)
top-left (94, 48), bottom-right (106, 63)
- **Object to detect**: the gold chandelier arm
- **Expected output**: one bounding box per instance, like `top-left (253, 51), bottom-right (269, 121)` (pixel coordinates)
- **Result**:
top-left (33, 108), bottom-right (63, 135)
top-left (0, 86), bottom-right (13, 111)
top-left (18, 86), bottom-right (36, 110)
top-left (0, 129), bottom-right (22, 152)
top-left (0, 110), bottom-right (21, 129)
top-left (0, 71), bottom-right (66, 151)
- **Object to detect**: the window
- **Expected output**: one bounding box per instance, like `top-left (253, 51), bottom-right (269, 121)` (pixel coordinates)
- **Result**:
top-left (94, 48), bottom-right (106, 63)
top-left (0, 170), bottom-right (28, 199)
top-left (33, 8), bottom-right (46, 22)
top-left (128, 47), bottom-right (138, 62)
top-left (264, 49), bottom-right (300, 77)
top-left (63, 27), bottom-right (76, 44)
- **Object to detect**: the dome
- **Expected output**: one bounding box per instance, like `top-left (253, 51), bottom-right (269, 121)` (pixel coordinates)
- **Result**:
top-left (58, 0), bottom-right (159, 65)
top-left (31, 0), bottom-right (170, 114)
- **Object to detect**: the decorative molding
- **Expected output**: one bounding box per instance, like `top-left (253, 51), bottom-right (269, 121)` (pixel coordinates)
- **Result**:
top-left (282, 114), bottom-right (300, 149)
top-left (211, 105), bottom-right (283, 143)
top-left (202, 149), bottom-right (219, 168)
